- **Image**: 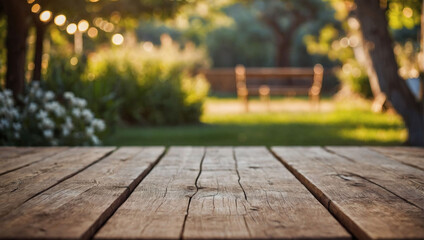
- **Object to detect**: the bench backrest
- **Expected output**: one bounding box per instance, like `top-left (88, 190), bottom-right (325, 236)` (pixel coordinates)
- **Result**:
top-left (235, 64), bottom-right (324, 97)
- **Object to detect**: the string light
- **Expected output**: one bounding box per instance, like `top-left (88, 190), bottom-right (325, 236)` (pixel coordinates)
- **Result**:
top-left (87, 27), bottom-right (98, 38)
top-left (54, 15), bottom-right (67, 26)
top-left (78, 20), bottom-right (89, 32)
top-left (66, 23), bottom-right (77, 35)
top-left (111, 34), bottom-right (124, 45)
top-left (27, 0), bottom-right (125, 46)
top-left (31, 4), bottom-right (41, 13)
top-left (39, 10), bottom-right (52, 22)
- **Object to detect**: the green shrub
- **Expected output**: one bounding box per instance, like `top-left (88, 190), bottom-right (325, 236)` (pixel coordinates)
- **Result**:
top-left (337, 60), bottom-right (372, 98)
top-left (45, 37), bottom-right (209, 127)
top-left (45, 53), bottom-right (120, 132)
top-left (85, 40), bottom-right (209, 125)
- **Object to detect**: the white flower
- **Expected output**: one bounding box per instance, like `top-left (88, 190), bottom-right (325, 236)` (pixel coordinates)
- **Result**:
top-left (92, 119), bottom-right (106, 131)
top-left (28, 103), bottom-right (38, 113)
top-left (3, 89), bottom-right (12, 97)
top-left (13, 123), bottom-right (21, 131)
top-left (1, 119), bottom-right (10, 128)
top-left (64, 92), bottom-right (74, 100)
top-left (72, 108), bottom-right (81, 117)
top-left (10, 109), bottom-right (19, 118)
top-left (50, 139), bottom-right (58, 146)
top-left (5, 98), bottom-right (13, 107)
top-left (36, 110), bottom-right (48, 119)
top-left (43, 129), bottom-right (53, 138)
top-left (75, 98), bottom-right (87, 108)
top-left (31, 81), bottom-right (40, 89)
top-left (82, 109), bottom-right (93, 121)
top-left (44, 91), bottom-right (55, 101)
top-left (45, 101), bottom-right (65, 117)
top-left (62, 127), bottom-right (70, 137)
top-left (35, 89), bottom-right (43, 98)
top-left (65, 117), bottom-right (73, 129)
top-left (91, 135), bottom-right (100, 145)
top-left (14, 132), bottom-right (20, 139)
top-left (86, 127), bottom-right (94, 136)
top-left (42, 117), bottom-right (55, 129)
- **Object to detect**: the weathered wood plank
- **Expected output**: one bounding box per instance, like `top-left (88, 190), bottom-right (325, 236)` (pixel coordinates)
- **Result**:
top-left (0, 147), bottom-right (115, 217)
top-left (370, 146), bottom-right (424, 171)
top-left (95, 147), bottom-right (204, 240)
top-left (0, 147), bottom-right (68, 175)
top-left (0, 147), bottom-right (165, 239)
top-left (183, 147), bottom-right (350, 239)
top-left (271, 147), bottom-right (424, 240)
top-left (327, 146), bottom-right (424, 209)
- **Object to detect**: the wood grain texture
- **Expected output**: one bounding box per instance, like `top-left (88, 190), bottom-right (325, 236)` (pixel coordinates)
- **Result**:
top-left (370, 146), bottom-right (424, 171)
top-left (0, 147), bottom-right (114, 217)
top-left (184, 147), bottom-right (349, 239)
top-left (271, 146), bottom-right (424, 240)
top-left (0, 147), bottom-right (164, 240)
top-left (0, 147), bottom-right (68, 175)
top-left (327, 146), bottom-right (424, 209)
top-left (96, 147), bottom-right (205, 240)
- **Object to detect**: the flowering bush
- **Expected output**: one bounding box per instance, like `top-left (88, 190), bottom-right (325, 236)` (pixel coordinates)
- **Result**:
top-left (0, 82), bottom-right (106, 146)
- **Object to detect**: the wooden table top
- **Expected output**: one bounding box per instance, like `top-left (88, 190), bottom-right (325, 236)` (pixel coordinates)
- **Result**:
top-left (0, 146), bottom-right (423, 240)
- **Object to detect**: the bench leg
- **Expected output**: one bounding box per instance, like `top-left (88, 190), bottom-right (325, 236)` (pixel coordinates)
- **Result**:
top-left (259, 85), bottom-right (270, 112)
top-left (238, 88), bottom-right (249, 112)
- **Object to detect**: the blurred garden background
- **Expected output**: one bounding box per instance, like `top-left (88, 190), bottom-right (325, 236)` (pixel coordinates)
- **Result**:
top-left (0, 0), bottom-right (422, 146)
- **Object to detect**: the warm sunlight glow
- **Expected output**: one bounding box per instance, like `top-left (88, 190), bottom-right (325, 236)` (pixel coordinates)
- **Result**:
top-left (402, 7), bottom-right (413, 18)
top-left (54, 15), bottom-right (66, 26)
top-left (66, 23), bottom-right (77, 35)
top-left (143, 42), bottom-right (154, 52)
top-left (31, 4), bottom-right (40, 13)
top-left (39, 11), bottom-right (52, 22)
top-left (87, 27), bottom-right (98, 38)
top-left (78, 20), bottom-right (89, 32)
top-left (70, 57), bottom-right (78, 66)
top-left (112, 34), bottom-right (124, 45)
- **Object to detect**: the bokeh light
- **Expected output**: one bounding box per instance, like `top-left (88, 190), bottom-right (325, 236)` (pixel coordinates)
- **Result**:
top-left (39, 11), bottom-right (52, 22)
top-left (143, 42), bottom-right (154, 52)
top-left (78, 20), bottom-right (89, 32)
top-left (54, 15), bottom-right (67, 26)
top-left (66, 23), bottom-right (77, 35)
top-left (31, 4), bottom-right (41, 13)
top-left (70, 57), bottom-right (78, 66)
top-left (402, 7), bottom-right (413, 18)
top-left (111, 34), bottom-right (124, 45)
top-left (87, 27), bottom-right (98, 38)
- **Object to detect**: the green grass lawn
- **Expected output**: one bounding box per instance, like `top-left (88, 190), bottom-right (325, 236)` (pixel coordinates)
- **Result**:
top-left (104, 97), bottom-right (406, 146)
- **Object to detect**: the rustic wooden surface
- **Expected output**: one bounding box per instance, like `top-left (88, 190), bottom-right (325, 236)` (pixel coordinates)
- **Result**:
top-left (271, 146), bottom-right (424, 240)
top-left (0, 146), bottom-right (423, 240)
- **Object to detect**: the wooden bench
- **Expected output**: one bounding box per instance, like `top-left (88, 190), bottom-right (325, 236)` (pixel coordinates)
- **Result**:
top-left (235, 64), bottom-right (324, 111)
top-left (0, 146), bottom-right (423, 239)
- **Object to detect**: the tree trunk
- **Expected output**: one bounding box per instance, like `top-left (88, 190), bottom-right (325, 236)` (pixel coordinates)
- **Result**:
top-left (275, 37), bottom-right (291, 67)
top-left (355, 0), bottom-right (424, 146)
top-left (4, 1), bottom-right (30, 97)
top-left (32, 21), bottom-right (47, 81)
top-left (420, 0), bottom-right (424, 104)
